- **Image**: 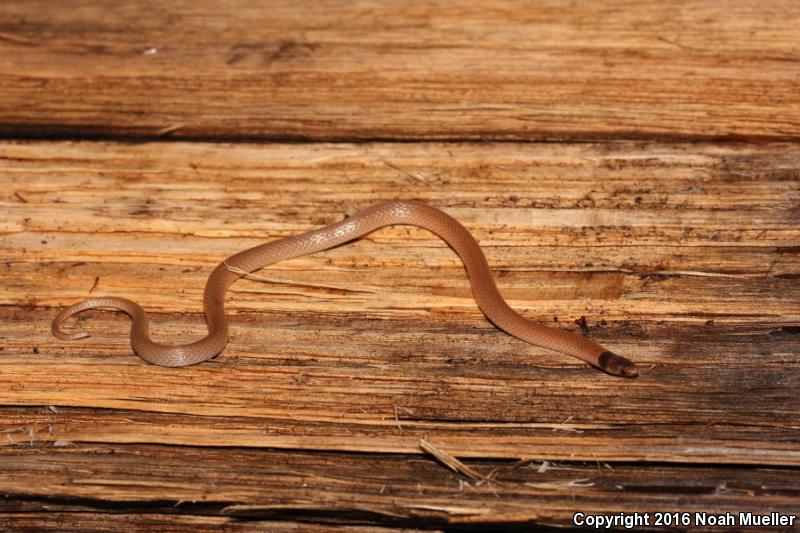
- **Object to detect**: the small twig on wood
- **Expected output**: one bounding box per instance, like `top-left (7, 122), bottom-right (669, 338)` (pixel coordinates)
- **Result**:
top-left (524, 478), bottom-right (595, 490)
top-left (0, 32), bottom-right (36, 45)
top-left (419, 439), bottom-right (500, 486)
top-left (591, 453), bottom-right (602, 474)
top-left (14, 191), bottom-right (28, 203)
top-left (89, 276), bottom-right (100, 294)
top-left (156, 123), bottom-right (186, 136)
top-left (393, 404), bottom-right (403, 430)
top-left (650, 270), bottom-right (741, 278)
top-left (513, 459), bottom-right (583, 473)
top-left (552, 415), bottom-right (584, 433)
top-left (378, 155), bottom-right (431, 186)
top-left (223, 261), bottom-right (378, 294)
top-left (639, 364), bottom-right (657, 374)
top-left (655, 35), bottom-right (698, 52)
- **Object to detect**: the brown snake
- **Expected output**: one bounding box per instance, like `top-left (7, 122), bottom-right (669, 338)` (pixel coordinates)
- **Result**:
top-left (52, 201), bottom-right (638, 377)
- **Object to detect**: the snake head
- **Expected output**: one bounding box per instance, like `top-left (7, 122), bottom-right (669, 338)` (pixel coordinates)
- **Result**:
top-left (598, 351), bottom-right (639, 378)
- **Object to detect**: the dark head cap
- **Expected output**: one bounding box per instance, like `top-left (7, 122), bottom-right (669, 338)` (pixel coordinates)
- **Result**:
top-left (598, 351), bottom-right (639, 378)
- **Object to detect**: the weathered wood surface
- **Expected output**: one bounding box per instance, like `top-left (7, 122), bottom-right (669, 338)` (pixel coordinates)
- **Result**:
top-left (1, 141), bottom-right (799, 530)
top-left (2, 444), bottom-right (799, 530)
top-left (1, 0), bottom-right (799, 142)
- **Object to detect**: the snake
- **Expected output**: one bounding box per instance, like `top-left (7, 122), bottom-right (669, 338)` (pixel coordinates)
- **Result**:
top-left (51, 200), bottom-right (638, 377)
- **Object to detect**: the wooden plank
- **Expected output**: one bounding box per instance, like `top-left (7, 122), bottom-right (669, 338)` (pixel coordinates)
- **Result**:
top-left (0, 510), bottom-right (423, 533)
top-left (4, 313), bottom-right (800, 466)
top-left (0, 0), bottom-right (798, 141)
top-left (1, 140), bottom-right (799, 528)
top-left (1, 444), bottom-right (799, 530)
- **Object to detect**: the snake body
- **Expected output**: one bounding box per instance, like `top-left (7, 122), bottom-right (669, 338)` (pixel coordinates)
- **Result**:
top-left (52, 201), bottom-right (638, 377)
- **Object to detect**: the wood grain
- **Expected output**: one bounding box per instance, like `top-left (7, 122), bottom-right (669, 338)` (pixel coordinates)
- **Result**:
top-left (1, 444), bottom-right (798, 530)
top-left (0, 0), bottom-right (799, 141)
top-left (0, 509), bottom-right (424, 533)
top-left (1, 140), bottom-right (799, 529)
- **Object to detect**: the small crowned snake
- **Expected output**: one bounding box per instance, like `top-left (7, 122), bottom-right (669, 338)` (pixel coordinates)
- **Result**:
top-left (52, 201), bottom-right (638, 377)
